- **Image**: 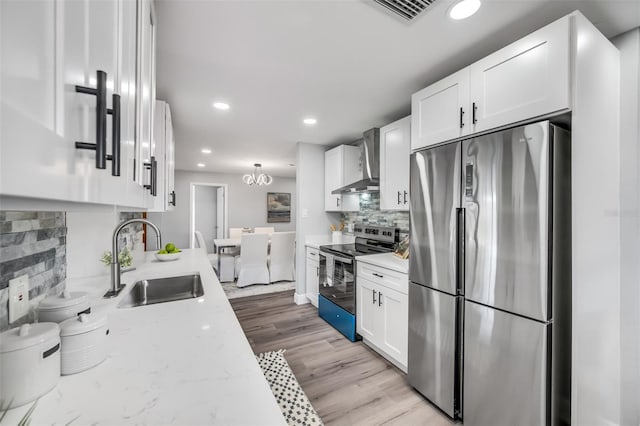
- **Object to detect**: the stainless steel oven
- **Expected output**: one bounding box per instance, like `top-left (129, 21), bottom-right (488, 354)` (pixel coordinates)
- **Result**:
top-left (319, 249), bottom-right (355, 314)
top-left (317, 224), bottom-right (399, 341)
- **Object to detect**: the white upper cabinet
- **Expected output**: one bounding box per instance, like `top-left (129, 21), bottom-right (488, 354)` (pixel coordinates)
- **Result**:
top-left (149, 100), bottom-right (176, 212)
top-left (0, 0), bottom-right (148, 209)
top-left (412, 69), bottom-right (470, 150)
top-left (412, 15), bottom-right (571, 149)
top-left (380, 116), bottom-right (411, 211)
top-left (469, 16), bottom-right (570, 133)
top-left (324, 145), bottom-right (360, 212)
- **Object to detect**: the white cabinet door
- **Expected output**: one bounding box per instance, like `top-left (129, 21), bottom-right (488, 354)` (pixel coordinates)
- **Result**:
top-left (149, 100), bottom-right (175, 212)
top-left (137, 0), bottom-right (157, 208)
top-left (0, 0), bottom-right (145, 208)
top-left (469, 17), bottom-right (570, 133)
top-left (412, 68), bottom-right (470, 150)
top-left (166, 105), bottom-right (176, 210)
top-left (380, 116), bottom-right (411, 211)
top-left (324, 147), bottom-right (343, 211)
top-left (324, 145), bottom-right (360, 212)
top-left (305, 256), bottom-right (319, 308)
top-left (378, 286), bottom-right (408, 368)
top-left (356, 278), bottom-right (380, 342)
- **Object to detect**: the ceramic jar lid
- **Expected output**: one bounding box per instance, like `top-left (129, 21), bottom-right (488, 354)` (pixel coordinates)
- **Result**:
top-left (38, 290), bottom-right (88, 311)
top-left (59, 313), bottom-right (107, 337)
top-left (0, 323), bottom-right (60, 353)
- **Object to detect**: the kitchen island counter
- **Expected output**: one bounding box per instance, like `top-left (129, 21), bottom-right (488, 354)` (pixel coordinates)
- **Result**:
top-left (3, 249), bottom-right (285, 425)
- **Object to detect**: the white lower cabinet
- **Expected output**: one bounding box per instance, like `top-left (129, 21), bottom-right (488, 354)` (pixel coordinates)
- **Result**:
top-left (356, 262), bottom-right (408, 372)
top-left (305, 247), bottom-right (320, 307)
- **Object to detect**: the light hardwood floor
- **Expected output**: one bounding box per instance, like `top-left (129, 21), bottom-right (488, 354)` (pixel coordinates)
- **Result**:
top-left (230, 290), bottom-right (455, 426)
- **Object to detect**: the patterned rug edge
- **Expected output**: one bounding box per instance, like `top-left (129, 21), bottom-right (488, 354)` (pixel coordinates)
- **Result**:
top-left (256, 350), bottom-right (324, 426)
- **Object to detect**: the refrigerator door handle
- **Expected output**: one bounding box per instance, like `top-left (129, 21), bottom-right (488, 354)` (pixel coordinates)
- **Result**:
top-left (456, 208), bottom-right (465, 295)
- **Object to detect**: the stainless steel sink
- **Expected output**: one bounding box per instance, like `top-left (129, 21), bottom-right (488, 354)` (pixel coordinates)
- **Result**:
top-left (118, 274), bottom-right (204, 308)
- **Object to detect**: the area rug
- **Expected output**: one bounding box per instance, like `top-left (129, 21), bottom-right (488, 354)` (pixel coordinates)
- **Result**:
top-left (221, 280), bottom-right (295, 299)
top-left (256, 350), bottom-right (323, 426)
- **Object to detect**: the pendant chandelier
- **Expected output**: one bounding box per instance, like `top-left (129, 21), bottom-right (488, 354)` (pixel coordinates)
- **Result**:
top-left (243, 163), bottom-right (273, 186)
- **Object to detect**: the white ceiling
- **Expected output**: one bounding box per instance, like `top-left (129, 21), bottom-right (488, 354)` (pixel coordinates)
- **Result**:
top-left (155, 0), bottom-right (640, 178)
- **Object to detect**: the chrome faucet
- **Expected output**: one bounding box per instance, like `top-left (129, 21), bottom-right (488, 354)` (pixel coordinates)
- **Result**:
top-left (106, 218), bottom-right (162, 298)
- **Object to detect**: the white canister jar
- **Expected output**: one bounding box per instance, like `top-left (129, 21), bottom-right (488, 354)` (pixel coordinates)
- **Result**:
top-left (59, 313), bottom-right (108, 375)
top-left (0, 323), bottom-right (61, 408)
top-left (37, 290), bottom-right (90, 323)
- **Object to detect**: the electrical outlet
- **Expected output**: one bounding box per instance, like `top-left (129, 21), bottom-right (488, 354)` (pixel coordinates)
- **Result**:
top-left (9, 275), bottom-right (29, 323)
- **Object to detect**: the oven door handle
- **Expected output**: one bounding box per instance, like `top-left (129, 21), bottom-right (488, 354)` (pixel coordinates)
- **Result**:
top-left (320, 253), bottom-right (353, 265)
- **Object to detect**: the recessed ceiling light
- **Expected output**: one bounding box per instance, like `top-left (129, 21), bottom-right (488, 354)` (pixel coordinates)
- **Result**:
top-left (201, 148), bottom-right (212, 154)
top-left (197, 163), bottom-right (205, 168)
top-left (213, 102), bottom-right (230, 110)
top-left (303, 117), bottom-right (317, 125)
top-left (448, 0), bottom-right (481, 20)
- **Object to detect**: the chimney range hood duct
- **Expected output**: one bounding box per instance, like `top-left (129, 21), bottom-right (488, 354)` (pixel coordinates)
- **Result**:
top-left (332, 128), bottom-right (380, 194)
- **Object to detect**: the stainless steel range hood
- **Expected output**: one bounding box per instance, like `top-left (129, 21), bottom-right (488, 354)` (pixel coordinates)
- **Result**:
top-left (332, 128), bottom-right (380, 194)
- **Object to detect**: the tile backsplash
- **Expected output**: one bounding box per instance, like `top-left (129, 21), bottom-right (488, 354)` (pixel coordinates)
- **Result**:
top-left (341, 192), bottom-right (410, 238)
top-left (0, 212), bottom-right (67, 331)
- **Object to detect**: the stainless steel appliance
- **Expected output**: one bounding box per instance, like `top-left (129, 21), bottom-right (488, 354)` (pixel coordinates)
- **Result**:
top-left (408, 121), bottom-right (572, 425)
top-left (319, 224), bottom-right (399, 341)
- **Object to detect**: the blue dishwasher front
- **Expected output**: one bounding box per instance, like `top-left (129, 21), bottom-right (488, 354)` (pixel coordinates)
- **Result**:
top-left (319, 295), bottom-right (357, 342)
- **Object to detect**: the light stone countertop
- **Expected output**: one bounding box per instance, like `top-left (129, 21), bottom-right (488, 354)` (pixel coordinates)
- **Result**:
top-left (355, 252), bottom-right (409, 274)
top-left (3, 249), bottom-right (286, 426)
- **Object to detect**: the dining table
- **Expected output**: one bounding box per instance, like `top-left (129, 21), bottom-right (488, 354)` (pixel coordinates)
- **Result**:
top-left (212, 238), bottom-right (241, 278)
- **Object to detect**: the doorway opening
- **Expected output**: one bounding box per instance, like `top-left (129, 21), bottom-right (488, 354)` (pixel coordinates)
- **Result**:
top-left (189, 182), bottom-right (228, 250)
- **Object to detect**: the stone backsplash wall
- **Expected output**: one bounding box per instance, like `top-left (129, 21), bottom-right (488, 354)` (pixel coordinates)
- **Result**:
top-left (0, 212), bottom-right (66, 331)
top-left (118, 212), bottom-right (144, 251)
top-left (341, 192), bottom-right (410, 238)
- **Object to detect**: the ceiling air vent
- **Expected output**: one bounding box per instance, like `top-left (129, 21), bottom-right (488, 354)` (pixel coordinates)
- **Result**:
top-left (373, 0), bottom-right (436, 21)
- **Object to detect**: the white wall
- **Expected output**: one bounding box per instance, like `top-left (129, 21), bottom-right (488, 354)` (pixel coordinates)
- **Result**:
top-left (613, 27), bottom-right (640, 426)
top-left (193, 185), bottom-right (217, 253)
top-left (294, 142), bottom-right (340, 302)
top-left (148, 170), bottom-right (295, 250)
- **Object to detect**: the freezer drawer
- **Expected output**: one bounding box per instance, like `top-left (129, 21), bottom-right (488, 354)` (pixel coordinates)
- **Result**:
top-left (408, 282), bottom-right (461, 419)
top-left (464, 300), bottom-right (549, 426)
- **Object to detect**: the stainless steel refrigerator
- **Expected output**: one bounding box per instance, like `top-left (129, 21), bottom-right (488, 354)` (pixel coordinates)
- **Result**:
top-left (408, 120), bottom-right (572, 425)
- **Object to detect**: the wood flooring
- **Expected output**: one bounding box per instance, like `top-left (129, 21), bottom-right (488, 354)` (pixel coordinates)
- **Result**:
top-left (230, 290), bottom-right (455, 426)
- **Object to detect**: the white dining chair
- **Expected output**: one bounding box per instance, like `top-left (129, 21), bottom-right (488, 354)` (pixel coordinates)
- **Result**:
top-left (254, 227), bottom-right (274, 235)
top-left (235, 233), bottom-right (270, 287)
top-left (268, 231), bottom-right (296, 283)
top-left (229, 227), bottom-right (244, 239)
top-left (195, 231), bottom-right (235, 282)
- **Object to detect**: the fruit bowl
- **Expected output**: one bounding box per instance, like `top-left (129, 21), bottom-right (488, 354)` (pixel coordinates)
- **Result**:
top-left (155, 251), bottom-right (182, 262)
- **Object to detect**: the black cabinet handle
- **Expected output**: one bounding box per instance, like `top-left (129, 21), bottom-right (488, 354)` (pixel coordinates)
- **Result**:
top-left (397, 191), bottom-right (401, 205)
top-left (75, 70), bottom-right (107, 170)
top-left (106, 94), bottom-right (120, 176)
top-left (143, 156), bottom-right (157, 196)
top-left (373, 289), bottom-right (377, 304)
top-left (404, 191), bottom-right (408, 204)
top-left (459, 107), bottom-right (465, 128)
top-left (169, 190), bottom-right (176, 206)
top-left (472, 102), bottom-right (478, 124)
top-left (316, 266), bottom-right (319, 277)
top-left (336, 197), bottom-right (340, 207)
top-left (373, 273), bottom-right (384, 278)
top-left (378, 292), bottom-right (382, 307)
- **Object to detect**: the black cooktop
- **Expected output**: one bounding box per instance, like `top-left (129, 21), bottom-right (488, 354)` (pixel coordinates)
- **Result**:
top-left (320, 243), bottom-right (391, 258)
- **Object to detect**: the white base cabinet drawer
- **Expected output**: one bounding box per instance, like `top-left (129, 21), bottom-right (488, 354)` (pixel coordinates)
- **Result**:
top-left (357, 262), bottom-right (408, 295)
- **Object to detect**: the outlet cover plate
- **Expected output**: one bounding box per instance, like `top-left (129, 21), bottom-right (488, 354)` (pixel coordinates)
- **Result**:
top-left (9, 275), bottom-right (29, 323)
